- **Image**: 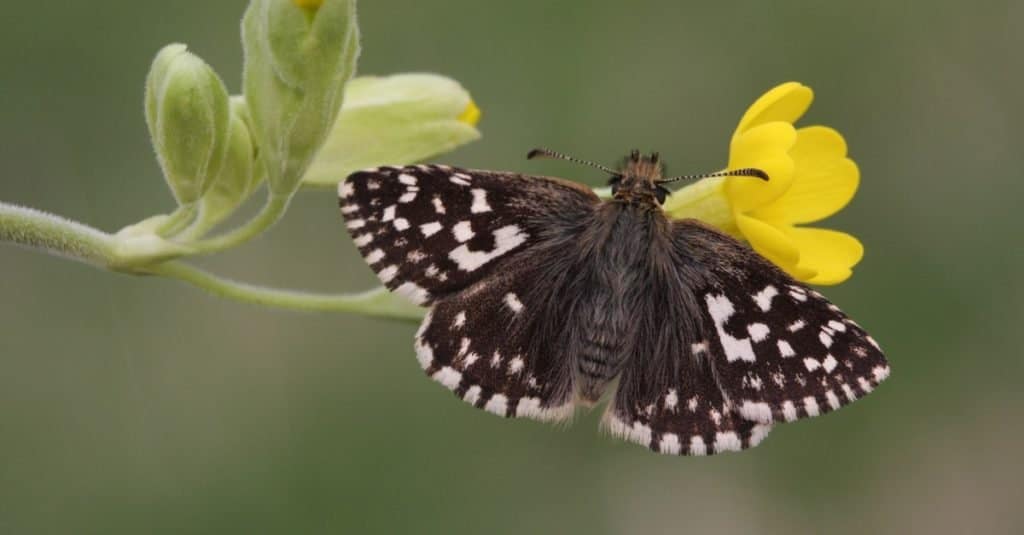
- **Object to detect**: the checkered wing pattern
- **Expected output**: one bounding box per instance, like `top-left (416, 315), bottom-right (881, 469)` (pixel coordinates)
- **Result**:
top-left (339, 164), bottom-right (599, 305)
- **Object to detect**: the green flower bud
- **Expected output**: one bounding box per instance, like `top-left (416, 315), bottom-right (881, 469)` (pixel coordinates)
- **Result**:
top-left (241, 0), bottom-right (360, 197)
top-left (193, 97), bottom-right (261, 233)
top-left (302, 73), bottom-right (482, 187)
top-left (145, 44), bottom-right (231, 206)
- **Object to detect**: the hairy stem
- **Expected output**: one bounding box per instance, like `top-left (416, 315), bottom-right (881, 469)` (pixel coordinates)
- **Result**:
top-left (187, 193), bottom-right (291, 254)
top-left (0, 201), bottom-right (116, 266)
top-left (147, 261), bottom-right (424, 321)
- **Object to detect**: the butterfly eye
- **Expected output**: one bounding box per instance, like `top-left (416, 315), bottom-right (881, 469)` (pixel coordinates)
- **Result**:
top-left (609, 176), bottom-right (622, 194)
top-left (655, 185), bottom-right (670, 204)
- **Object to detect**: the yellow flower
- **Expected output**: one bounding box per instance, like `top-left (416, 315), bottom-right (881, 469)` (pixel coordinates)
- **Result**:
top-left (664, 82), bottom-right (862, 285)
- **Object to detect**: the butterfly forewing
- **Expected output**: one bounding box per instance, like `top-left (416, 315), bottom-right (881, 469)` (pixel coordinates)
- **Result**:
top-left (339, 165), bottom-right (598, 304)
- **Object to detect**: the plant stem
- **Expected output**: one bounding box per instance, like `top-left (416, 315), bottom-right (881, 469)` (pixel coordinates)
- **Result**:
top-left (0, 201), bottom-right (116, 266)
top-left (147, 261), bottom-right (425, 321)
top-left (0, 200), bottom-right (423, 322)
top-left (187, 193), bottom-right (291, 254)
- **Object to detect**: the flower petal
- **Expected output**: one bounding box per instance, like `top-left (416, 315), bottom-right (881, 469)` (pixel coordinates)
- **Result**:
top-left (784, 227), bottom-right (864, 285)
top-left (735, 213), bottom-right (801, 267)
top-left (302, 73), bottom-right (481, 187)
top-left (725, 122), bottom-right (796, 212)
top-left (752, 126), bottom-right (859, 225)
top-left (733, 82), bottom-right (813, 138)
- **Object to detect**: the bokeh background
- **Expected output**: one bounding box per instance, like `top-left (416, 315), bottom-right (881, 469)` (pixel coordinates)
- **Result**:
top-left (2, 1), bottom-right (1022, 533)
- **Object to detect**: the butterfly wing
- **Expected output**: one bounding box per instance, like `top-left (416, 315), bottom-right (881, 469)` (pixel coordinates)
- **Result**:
top-left (414, 255), bottom-right (579, 421)
top-left (605, 219), bottom-right (888, 455)
top-left (339, 164), bottom-right (599, 305)
top-left (670, 220), bottom-right (890, 424)
top-left (340, 164), bottom-right (600, 420)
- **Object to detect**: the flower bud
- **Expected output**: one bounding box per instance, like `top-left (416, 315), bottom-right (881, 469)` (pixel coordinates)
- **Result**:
top-left (302, 73), bottom-right (482, 187)
top-left (145, 44), bottom-right (231, 206)
top-left (241, 0), bottom-right (359, 196)
top-left (195, 97), bottom-right (260, 231)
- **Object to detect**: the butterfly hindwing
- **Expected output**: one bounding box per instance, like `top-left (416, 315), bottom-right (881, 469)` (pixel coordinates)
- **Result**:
top-left (414, 252), bottom-right (578, 422)
top-left (673, 220), bottom-right (891, 425)
top-left (339, 165), bottom-right (599, 305)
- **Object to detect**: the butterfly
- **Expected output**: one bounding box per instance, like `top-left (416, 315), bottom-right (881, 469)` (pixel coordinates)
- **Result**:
top-left (338, 148), bottom-right (890, 456)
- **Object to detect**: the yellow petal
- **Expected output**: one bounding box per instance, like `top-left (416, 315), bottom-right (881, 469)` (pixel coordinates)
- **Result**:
top-left (733, 82), bottom-right (813, 138)
top-left (725, 122), bottom-right (796, 212)
top-left (457, 99), bottom-right (481, 126)
top-left (753, 126), bottom-right (859, 225)
top-left (785, 227), bottom-right (864, 285)
top-left (735, 214), bottom-right (802, 267)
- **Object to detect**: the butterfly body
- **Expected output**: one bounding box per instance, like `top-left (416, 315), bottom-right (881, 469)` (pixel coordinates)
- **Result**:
top-left (339, 152), bottom-right (889, 456)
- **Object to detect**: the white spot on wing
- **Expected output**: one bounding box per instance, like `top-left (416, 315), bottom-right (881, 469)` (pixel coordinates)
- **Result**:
top-left (449, 225), bottom-right (528, 272)
top-left (788, 320), bottom-right (807, 332)
top-left (753, 285), bottom-right (779, 311)
top-left (825, 390), bottom-right (841, 410)
top-left (382, 205), bottom-right (396, 222)
top-left (689, 436), bottom-right (708, 456)
top-left (449, 174), bottom-right (471, 186)
top-left (714, 432), bottom-right (742, 453)
top-left (353, 233), bottom-right (373, 247)
top-left (398, 191), bottom-right (417, 203)
top-left (463, 385), bottom-right (482, 405)
top-left (484, 394), bottom-right (508, 415)
top-left (364, 249), bottom-right (385, 265)
top-left (828, 320), bottom-right (847, 332)
top-left (452, 221), bottom-right (474, 242)
top-left (739, 401), bottom-right (773, 423)
top-left (378, 265), bottom-right (398, 283)
top-left (777, 340), bottom-right (795, 357)
top-left (470, 188), bottom-right (492, 213)
top-left (819, 331), bottom-right (833, 348)
top-left (803, 357), bottom-right (821, 371)
top-left (659, 433), bottom-right (681, 455)
top-left (705, 294), bottom-right (756, 362)
top-left (398, 173), bottom-right (418, 185)
top-left (393, 218), bottom-right (410, 231)
top-left (747, 322), bottom-right (770, 342)
top-left (508, 356), bottom-right (525, 374)
top-left (340, 204), bottom-right (359, 214)
top-left (749, 424), bottom-right (772, 447)
top-left (803, 397), bottom-right (820, 416)
top-left (432, 196), bottom-right (446, 214)
top-left (664, 389), bottom-right (678, 410)
top-left (822, 354), bottom-right (838, 373)
top-left (432, 366), bottom-right (462, 390)
top-left (420, 221), bottom-right (442, 237)
top-left (453, 311), bottom-right (466, 328)
top-left (346, 219), bottom-right (366, 229)
top-left (339, 182), bottom-right (355, 198)
top-left (504, 293), bottom-right (524, 313)
top-left (781, 401), bottom-right (798, 421)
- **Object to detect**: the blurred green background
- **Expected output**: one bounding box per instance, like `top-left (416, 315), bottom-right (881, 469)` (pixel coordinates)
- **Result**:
top-left (2, 1), bottom-right (1022, 533)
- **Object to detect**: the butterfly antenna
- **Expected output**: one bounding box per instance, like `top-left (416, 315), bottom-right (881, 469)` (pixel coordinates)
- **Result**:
top-left (527, 148), bottom-right (619, 175)
top-left (656, 168), bottom-right (769, 184)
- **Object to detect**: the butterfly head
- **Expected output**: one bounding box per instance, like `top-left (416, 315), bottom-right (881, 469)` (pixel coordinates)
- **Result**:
top-left (610, 149), bottom-right (671, 206)
top-left (526, 147), bottom-right (770, 209)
